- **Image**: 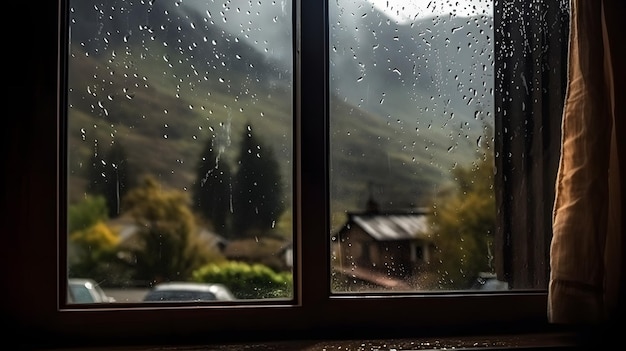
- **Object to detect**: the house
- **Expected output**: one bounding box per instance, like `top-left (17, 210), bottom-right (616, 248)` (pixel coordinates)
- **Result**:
top-left (222, 236), bottom-right (292, 273)
top-left (105, 215), bottom-right (229, 252)
top-left (331, 202), bottom-right (435, 289)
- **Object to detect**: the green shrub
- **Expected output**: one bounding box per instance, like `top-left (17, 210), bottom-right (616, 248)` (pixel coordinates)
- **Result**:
top-left (193, 261), bottom-right (292, 299)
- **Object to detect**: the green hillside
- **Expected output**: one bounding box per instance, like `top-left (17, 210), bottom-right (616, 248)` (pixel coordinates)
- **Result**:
top-left (64, 1), bottom-right (486, 232)
top-left (66, 46), bottom-right (293, 202)
top-left (66, 45), bottom-right (478, 218)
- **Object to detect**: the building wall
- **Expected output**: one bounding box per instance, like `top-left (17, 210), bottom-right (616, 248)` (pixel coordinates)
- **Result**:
top-left (333, 227), bottom-right (431, 278)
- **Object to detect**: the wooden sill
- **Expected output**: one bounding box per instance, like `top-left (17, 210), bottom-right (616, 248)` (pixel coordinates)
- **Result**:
top-left (30, 331), bottom-right (588, 350)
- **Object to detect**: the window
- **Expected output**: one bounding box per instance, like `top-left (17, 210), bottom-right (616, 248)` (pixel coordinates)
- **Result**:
top-left (64, 0), bottom-right (295, 302)
top-left (9, 0), bottom-right (570, 346)
top-left (328, 0), bottom-right (498, 293)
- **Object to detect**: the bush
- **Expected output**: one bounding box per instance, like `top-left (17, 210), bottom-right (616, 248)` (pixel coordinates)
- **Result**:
top-left (193, 261), bottom-right (292, 299)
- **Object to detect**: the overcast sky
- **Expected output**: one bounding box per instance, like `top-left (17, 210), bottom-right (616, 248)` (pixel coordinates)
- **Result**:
top-left (367, 0), bottom-right (493, 24)
top-left (184, 0), bottom-right (492, 64)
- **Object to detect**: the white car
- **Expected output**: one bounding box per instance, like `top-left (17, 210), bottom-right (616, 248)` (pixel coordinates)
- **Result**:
top-left (142, 281), bottom-right (236, 302)
top-left (68, 278), bottom-right (116, 303)
top-left (470, 272), bottom-right (509, 291)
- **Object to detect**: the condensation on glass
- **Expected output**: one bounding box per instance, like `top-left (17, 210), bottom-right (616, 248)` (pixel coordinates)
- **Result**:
top-left (329, 0), bottom-right (500, 292)
top-left (65, 0), bottom-right (293, 303)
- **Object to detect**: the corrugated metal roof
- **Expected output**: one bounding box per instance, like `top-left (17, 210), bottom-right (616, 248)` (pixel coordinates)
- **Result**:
top-left (351, 213), bottom-right (431, 241)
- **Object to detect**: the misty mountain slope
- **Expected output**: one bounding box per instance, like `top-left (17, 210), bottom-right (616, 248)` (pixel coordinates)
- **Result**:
top-left (67, 42), bottom-right (448, 215)
top-left (329, 8), bottom-right (494, 140)
top-left (66, 46), bottom-right (293, 200)
top-left (328, 7), bottom-right (495, 213)
top-left (65, 0), bottom-right (493, 216)
top-left (330, 93), bottom-right (461, 214)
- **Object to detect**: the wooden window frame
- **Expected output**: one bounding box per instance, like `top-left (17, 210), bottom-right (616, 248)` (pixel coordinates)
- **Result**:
top-left (7, 0), bottom-right (570, 348)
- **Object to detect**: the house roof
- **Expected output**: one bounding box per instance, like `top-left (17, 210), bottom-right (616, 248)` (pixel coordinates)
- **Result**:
top-left (337, 212), bottom-right (432, 242)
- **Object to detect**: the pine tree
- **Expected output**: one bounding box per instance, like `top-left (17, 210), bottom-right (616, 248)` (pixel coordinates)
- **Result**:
top-left (232, 124), bottom-right (285, 238)
top-left (86, 144), bottom-right (107, 204)
top-left (192, 134), bottom-right (232, 235)
top-left (86, 142), bottom-right (132, 218)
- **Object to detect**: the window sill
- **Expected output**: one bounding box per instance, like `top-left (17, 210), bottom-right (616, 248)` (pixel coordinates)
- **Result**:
top-left (28, 331), bottom-right (588, 350)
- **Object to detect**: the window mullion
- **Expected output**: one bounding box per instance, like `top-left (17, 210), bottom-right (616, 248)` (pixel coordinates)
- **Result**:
top-left (297, 0), bottom-right (331, 311)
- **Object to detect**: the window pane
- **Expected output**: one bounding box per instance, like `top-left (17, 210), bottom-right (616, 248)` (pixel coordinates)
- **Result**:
top-left (66, 0), bottom-right (293, 303)
top-left (329, 0), bottom-right (499, 292)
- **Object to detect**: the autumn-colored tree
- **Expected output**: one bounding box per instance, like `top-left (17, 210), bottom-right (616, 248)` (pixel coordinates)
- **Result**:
top-left (429, 127), bottom-right (496, 289)
top-left (71, 221), bottom-right (120, 253)
top-left (122, 175), bottom-right (224, 284)
top-left (67, 195), bottom-right (133, 285)
top-left (68, 220), bottom-right (123, 282)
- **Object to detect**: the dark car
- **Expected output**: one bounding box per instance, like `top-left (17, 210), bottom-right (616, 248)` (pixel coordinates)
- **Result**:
top-left (142, 282), bottom-right (236, 302)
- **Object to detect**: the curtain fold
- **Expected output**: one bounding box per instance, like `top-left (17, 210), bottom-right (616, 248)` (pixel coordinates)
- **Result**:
top-left (548, 0), bottom-right (624, 324)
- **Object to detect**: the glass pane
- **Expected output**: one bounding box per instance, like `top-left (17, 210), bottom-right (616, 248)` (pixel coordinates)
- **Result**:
top-left (66, 0), bottom-right (293, 303)
top-left (329, 0), bottom-right (499, 292)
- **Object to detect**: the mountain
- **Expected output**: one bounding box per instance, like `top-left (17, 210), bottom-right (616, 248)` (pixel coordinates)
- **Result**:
top-left (329, 8), bottom-right (494, 219)
top-left (329, 4), bottom-right (494, 140)
top-left (65, 0), bottom-right (494, 223)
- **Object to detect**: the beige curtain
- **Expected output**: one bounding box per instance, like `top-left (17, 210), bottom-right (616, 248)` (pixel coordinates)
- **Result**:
top-left (549, 0), bottom-right (625, 324)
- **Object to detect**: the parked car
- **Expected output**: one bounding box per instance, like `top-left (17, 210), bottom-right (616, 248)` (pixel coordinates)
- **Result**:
top-left (142, 281), bottom-right (236, 302)
top-left (68, 278), bottom-right (116, 303)
top-left (470, 272), bottom-right (509, 291)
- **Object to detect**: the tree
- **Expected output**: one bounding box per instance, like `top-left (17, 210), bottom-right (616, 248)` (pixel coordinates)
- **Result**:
top-left (87, 141), bottom-right (133, 218)
top-left (121, 175), bottom-right (224, 284)
top-left (429, 127), bottom-right (496, 289)
top-left (68, 194), bottom-right (109, 234)
top-left (191, 134), bottom-right (232, 235)
top-left (68, 220), bottom-right (129, 284)
top-left (232, 124), bottom-right (285, 238)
